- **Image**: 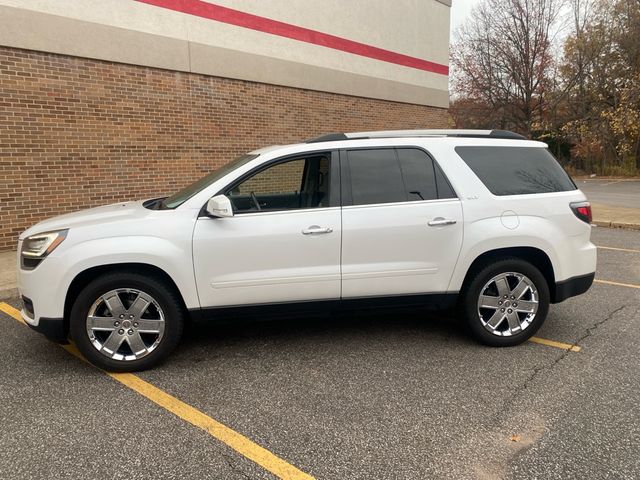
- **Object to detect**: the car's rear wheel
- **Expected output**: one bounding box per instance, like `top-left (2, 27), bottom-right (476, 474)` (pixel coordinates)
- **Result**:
top-left (461, 258), bottom-right (550, 346)
top-left (70, 272), bottom-right (184, 371)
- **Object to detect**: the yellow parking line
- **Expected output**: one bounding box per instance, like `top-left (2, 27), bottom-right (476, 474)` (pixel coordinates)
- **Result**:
top-left (0, 302), bottom-right (315, 480)
top-left (594, 279), bottom-right (640, 289)
top-left (0, 302), bottom-right (25, 324)
top-left (529, 336), bottom-right (581, 352)
top-left (597, 245), bottom-right (640, 254)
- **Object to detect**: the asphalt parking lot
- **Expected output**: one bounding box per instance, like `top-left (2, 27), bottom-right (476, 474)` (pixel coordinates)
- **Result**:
top-left (1, 227), bottom-right (638, 480)
top-left (577, 178), bottom-right (640, 208)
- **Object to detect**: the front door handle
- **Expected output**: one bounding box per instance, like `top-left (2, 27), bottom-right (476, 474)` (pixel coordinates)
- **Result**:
top-left (428, 217), bottom-right (457, 227)
top-left (302, 225), bottom-right (333, 235)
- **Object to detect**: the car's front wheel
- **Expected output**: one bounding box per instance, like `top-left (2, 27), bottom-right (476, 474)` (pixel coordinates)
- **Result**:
top-left (461, 258), bottom-right (550, 346)
top-left (70, 272), bottom-right (184, 371)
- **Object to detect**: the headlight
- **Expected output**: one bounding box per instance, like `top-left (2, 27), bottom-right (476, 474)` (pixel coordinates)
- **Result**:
top-left (21, 229), bottom-right (68, 259)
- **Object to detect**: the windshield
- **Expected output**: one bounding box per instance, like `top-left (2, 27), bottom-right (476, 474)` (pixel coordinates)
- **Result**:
top-left (161, 154), bottom-right (259, 209)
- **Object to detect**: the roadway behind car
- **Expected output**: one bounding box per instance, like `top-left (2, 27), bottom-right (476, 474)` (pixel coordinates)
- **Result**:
top-left (577, 178), bottom-right (640, 208)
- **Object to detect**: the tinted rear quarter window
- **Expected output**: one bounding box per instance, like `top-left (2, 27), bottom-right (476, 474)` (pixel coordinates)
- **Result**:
top-left (455, 146), bottom-right (576, 196)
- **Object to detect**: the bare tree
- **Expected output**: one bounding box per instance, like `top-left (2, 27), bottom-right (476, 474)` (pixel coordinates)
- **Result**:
top-left (560, 0), bottom-right (640, 173)
top-left (451, 0), bottom-right (563, 136)
top-left (570, 0), bottom-right (595, 120)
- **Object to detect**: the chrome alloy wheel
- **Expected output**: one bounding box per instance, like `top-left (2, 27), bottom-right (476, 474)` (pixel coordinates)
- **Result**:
top-left (86, 288), bottom-right (166, 361)
top-left (477, 272), bottom-right (539, 337)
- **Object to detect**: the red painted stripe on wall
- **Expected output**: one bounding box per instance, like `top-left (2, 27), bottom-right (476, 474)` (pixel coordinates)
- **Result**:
top-left (135, 0), bottom-right (449, 76)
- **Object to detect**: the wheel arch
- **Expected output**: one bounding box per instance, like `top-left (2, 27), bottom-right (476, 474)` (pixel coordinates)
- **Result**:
top-left (460, 247), bottom-right (557, 301)
top-left (64, 263), bottom-right (189, 332)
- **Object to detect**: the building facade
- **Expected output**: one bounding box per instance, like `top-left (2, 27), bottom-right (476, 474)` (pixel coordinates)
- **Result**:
top-left (0, 0), bottom-right (451, 250)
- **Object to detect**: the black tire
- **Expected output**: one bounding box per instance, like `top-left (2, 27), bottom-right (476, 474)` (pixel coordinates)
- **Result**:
top-left (460, 258), bottom-right (550, 347)
top-left (70, 272), bottom-right (184, 371)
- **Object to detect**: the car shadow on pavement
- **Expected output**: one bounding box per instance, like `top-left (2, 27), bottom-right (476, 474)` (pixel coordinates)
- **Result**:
top-left (178, 307), bottom-right (471, 352)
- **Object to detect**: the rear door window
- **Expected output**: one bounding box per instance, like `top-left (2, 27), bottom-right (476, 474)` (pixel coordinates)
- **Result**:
top-left (434, 162), bottom-right (457, 199)
top-left (396, 148), bottom-right (438, 201)
top-left (455, 146), bottom-right (576, 196)
top-left (346, 148), bottom-right (457, 206)
top-left (347, 149), bottom-right (406, 205)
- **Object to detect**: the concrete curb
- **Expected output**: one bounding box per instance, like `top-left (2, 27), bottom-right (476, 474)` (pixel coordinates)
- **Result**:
top-left (593, 220), bottom-right (640, 231)
top-left (0, 287), bottom-right (18, 301)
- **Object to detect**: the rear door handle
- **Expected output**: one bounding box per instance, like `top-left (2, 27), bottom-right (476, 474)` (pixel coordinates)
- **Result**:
top-left (428, 217), bottom-right (457, 227)
top-left (302, 225), bottom-right (333, 235)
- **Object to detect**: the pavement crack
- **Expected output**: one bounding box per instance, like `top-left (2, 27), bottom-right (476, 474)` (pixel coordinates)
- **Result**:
top-left (498, 350), bottom-right (569, 419)
top-left (575, 304), bottom-right (627, 346)
top-left (220, 452), bottom-right (253, 480)
top-left (477, 305), bottom-right (631, 477)
top-left (498, 305), bottom-right (627, 418)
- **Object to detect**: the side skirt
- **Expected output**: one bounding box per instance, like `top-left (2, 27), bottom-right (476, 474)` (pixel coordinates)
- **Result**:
top-left (189, 293), bottom-right (459, 324)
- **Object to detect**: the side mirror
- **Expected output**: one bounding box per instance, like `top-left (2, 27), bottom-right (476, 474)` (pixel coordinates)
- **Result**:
top-left (205, 195), bottom-right (234, 218)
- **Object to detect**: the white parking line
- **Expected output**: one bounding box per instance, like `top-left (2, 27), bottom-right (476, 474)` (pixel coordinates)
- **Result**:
top-left (597, 245), bottom-right (640, 254)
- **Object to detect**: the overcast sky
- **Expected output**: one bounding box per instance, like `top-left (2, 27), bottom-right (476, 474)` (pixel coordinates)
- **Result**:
top-left (450, 0), bottom-right (481, 33)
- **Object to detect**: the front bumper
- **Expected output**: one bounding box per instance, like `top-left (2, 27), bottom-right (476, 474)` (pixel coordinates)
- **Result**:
top-left (24, 314), bottom-right (68, 343)
top-left (19, 293), bottom-right (68, 343)
top-left (553, 272), bottom-right (595, 303)
top-left (17, 251), bottom-right (69, 321)
top-left (17, 245), bottom-right (71, 343)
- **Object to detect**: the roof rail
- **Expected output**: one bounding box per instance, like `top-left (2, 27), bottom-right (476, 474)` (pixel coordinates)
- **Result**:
top-left (306, 129), bottom-right (526, 143)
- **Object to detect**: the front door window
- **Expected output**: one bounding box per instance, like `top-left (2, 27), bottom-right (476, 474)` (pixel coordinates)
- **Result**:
top-left (227, 155), bottom-right (330, 213)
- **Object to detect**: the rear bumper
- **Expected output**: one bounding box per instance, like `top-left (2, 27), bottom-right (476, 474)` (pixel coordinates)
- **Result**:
top-left (553, 272), bottom-right (595, 303)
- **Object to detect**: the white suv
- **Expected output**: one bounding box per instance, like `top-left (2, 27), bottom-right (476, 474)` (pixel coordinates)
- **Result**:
top-left (17, 130), bottom-right (597, 371)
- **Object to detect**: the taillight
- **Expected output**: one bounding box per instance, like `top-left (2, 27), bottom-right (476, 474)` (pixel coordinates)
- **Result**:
top-left (570, 201), bottom-right (592, 224)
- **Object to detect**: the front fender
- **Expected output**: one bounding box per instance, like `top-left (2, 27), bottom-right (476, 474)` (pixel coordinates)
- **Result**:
top-left (61, 236), bottom-right (199, 307)
top-left (22, 236), bottom-right (199, 321)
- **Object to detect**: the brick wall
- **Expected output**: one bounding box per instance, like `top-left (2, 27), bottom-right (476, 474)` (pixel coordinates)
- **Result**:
top-left (0, 46), bottom-right (448, 250)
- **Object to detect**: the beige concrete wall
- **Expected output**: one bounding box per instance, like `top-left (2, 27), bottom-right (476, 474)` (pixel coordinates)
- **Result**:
top-left (0, 0), bottom-right (450, 107)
